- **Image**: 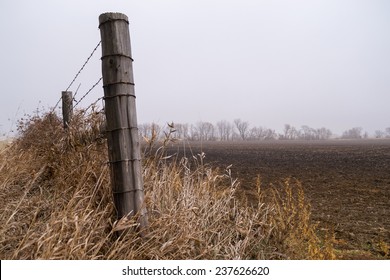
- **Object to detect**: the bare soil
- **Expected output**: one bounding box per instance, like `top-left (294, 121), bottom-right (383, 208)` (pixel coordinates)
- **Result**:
top-left (165, 139), bottom-right (390, 259)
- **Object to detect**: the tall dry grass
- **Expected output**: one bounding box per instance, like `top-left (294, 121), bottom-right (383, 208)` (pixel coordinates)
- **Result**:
top-left (0, 110), bottom-right (333, 259)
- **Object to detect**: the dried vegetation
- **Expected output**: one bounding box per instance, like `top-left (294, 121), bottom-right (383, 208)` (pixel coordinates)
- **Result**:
top-left (0, 110), bottom-right (334, 259)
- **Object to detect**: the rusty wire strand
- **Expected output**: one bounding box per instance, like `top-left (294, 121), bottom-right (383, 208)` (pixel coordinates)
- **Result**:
top-left (51, 42), bottom-right (101, 112)
top-left (73, 83), bottom-right (82, 101)
top-left (73, 77), bottom-right (103, 108)
top-left (83, 97), bottom-right (104, 113)
top-left (52, 97), bottom-right (62, 113)
top-left (65, 41), bottom-right (101, 92)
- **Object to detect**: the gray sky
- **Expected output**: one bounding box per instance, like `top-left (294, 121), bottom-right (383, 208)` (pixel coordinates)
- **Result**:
top-left (1, 0), bottom-right (389, 137)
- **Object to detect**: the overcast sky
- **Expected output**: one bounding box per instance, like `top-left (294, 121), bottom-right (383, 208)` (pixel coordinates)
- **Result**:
top-left (1, 0), bottom-right (389, 137)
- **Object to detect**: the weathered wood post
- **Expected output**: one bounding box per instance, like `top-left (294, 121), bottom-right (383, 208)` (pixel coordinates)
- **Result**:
top-left (61, 91), bottom-right (73, 129)
top-left (99, 12), bottom-right (148, 232)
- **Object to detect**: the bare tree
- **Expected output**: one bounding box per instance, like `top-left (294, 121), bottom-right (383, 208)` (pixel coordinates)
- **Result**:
top-left (216, 120), bottom-right (233, 141)
top-left (281, 124), bottom-right (332, 140)
top-left (375, 130), bottom-right (385, 138)
top-left (139, 122), bottom-right (161, 141)
top-left (290, 126), bottom-right (300, 139)
top-left (195, 121), bottom-right (214, 141)
top-left (249, 126), bottom-right (263, 140)
top-left (263, 128), bottom-right (277, 140)
top-left (301, 125), bottom-right (317, 140)
top-left (234, 118), bottom-right (249, 140)
top-left (283, 124), bottom-right (292, 139)
top-left (341, 127), bottom-right (363, 139)
top-left (249, 126), bottom-right (277, 141)
top-left (386, 127), bottom-right (390, 138)
top-left (317, 127), bottom-right (332, 140)
top-left (282, 124), bottom-right (299, 140)
top-left (189, 124), bottom-right (199, 141)
top-left (174, 123), bottom-right (189, 139)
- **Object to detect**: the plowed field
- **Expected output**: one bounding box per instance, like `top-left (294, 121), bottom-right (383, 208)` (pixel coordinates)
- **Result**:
top-left (166, 139), bottom-right (390, 259)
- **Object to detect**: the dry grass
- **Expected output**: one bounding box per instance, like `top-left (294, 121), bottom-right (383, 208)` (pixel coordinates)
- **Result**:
top-left (0, 140), bottom-right (12, 151)
top-left (0, 110), bottom-right (334, 259)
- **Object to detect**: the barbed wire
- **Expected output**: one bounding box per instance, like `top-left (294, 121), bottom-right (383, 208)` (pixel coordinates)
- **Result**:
top-left (83, 97), bottom-right (104, 113)
top-left (51, 41), bottom-right (101, 113)
top-left (73, 83), bottom-right (82, 101)
top-left (73, 77), bottom-right (103, 109)
top-left (52, 97), bottom-right (62, 113)
top-left (65, 41), bottom-right (101, 92)
top-left (51, 83), bottom-right (82, 113)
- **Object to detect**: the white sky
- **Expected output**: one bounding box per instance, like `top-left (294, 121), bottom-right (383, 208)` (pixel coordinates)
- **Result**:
top-left (0, 0), bottom-right (389, 137)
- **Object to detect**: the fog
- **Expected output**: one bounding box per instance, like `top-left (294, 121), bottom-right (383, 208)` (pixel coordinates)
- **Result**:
top-left (1, 0), bottom-right (389, 138)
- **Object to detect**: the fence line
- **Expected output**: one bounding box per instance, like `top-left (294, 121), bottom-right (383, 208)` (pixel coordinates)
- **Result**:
top-left (51, 41), bottom-right (102, 114)
top-left (83, 97), bottom-right (104, 112)
top-left (73, 77), bottom-right (102, 109)
top-left (65, 41), bottom-right (101, 92)
top-left (52, 96), bottom-right (62, 112)
top-left (73, 83), bottom-right (82, 101)
top-left (49, 13), bottom-right (147, 239)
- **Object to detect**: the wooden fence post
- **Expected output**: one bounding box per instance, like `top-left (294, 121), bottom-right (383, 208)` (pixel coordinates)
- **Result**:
top-left (99, 12), bottom-right (148, 231)
top-left (61, 91), bottom-right (73, 129)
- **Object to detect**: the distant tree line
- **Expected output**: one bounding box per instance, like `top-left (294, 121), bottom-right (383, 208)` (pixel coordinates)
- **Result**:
top-left (280, 124), bottom-right (332, 140)
top-left (341, 127), bottom-right (390, 139)
top-left (139, 120), bottom-right (390, 141)
top-left (374, 127), bottom-right (390, 139)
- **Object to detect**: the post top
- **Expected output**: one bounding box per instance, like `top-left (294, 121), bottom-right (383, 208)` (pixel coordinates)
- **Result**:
top-left (99, 12), bottom-right (129, 26)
